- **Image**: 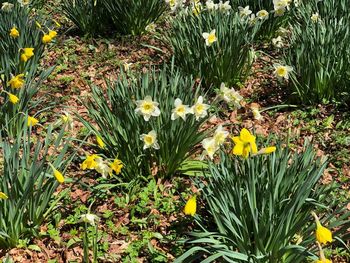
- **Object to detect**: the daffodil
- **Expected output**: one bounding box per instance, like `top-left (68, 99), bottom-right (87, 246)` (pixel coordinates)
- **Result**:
top-left (315, 241), bottom-right (332, 263)
top-left (311, 13), bottom-right (320, 23)
top-left (123, 62), bottom-right (133, 71)
top-left (192, 2), bottom-right (202, 16)
top-left (140, 130), bottom-right (160, 150)
top-left (81, 213), bottom-right (99, 226)
top-left (202, 137), bottom-right (219, 159)
top-left (135, 96), bottom-right (161, 121)
top-left (60, 111), bottom-right (74, 129)
top-left (8, 93), bottom-right (19, 104)
top-left (27, 116), bottom-right (39, 127)
top-left (49, 30), bottom-right (57, 38)
top-left (10, 27), bottom-right (19, 38)
top-left (213, 125), bottom-right (229, 145)
top-left (96, 135), bottom-right (105, 149)
top-left (1, 2), bottom-right (14, 12)
top-left (0, 192), bottom-right (8, 200)
top-left (251, 106), bottom-right (263, 121)
top-left (256, 9), bottom-right (269, 20)
top-left (8, 74), bottom-right (25, 89)
top-left (274, 64), bottom-right (293, 80)
top-left (171, 98), bottom-right (192, 121)
top-left (312, 212), bottom-right (333, 245)
top-left (274, 8), bottom-right (285, 17)
top-left (219, 83), bottom-right (242, 108)
top-left (49, 164), bottom-right (65, 184)
top-left (81, 154), bottom-right (100, 170)
top-left (206, 0), bottom-right (217, 11)
top-left (145, 23), bottom-right (156, 33)
top-left (202, 29), bottom-right (217, 46)
top-left (42, 34), bottom-right (52, 44)
top-left (273, 0), bottom-right (290, 10)
top-left (258, 146), bottom-right (276, 154)
top-left (184, 196), bottom-right (197, 216)
top-left (110, 158), bottom-right (123, 175)
top-left (18, 0), bottom-right (30, 6)
top-left (232, 128), bottom-right (258, 158)
top-left (95, 158), bottom-right (112, 178)
top-left (191, 96), bottom-right (209, 120)
top-left (21, 47), bottom-right (34, 62)
top-left (272, 36), bottom-right (284, 48)
top-left (218, 1), bottom-right (231, 12)
top-left (238, 6), bottom-right (252, 17)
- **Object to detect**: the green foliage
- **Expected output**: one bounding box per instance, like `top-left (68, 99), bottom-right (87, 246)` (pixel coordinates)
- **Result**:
top-left (177, 145), bottom-right (350, 262)
top-left (0, 3), bottom-right (55, 134)
top-left (102, 0), bottom-right (166, 35)
top-left (62, 0), bottom-right (166, 36)
top-left (81, 64), bottom-right (211, 181)
top-left (0, 124), bottom-right (73, 249)
top-left (284, 0), bottom-right (350, 104)
top-left (167, 8), bottom-right (259, 88)
top-left (61, 0), bottom-right (111, 36)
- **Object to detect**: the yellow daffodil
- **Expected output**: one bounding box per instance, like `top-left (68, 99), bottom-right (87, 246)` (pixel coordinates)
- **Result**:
top-left (27, 116), bottom-right (39, 127)
top-left (191, 96), bottom-right (209, 120)
top-left (192, 2), bottom-right (202, 16)
top-left (96, 135), bottom-right (105, 149)
top-left (171, 98), bottom-right (192, 121)
top-left (8, 74), bottom-right (25, 89)
top-left (202, 29), bottom-right (217, 46)
top-left (8, 93), bottom-right (19, 104)
top-left (49, 164), bottom-right (64, 184)
top-left (312, 212), bottom-right (333, 245)
top-left (258, 146), bottom-right (276, 154)
top-left (21, 47), bottom-right (34, 62)
top-left (110, 158), bottom-right (123, 175)
top-left (274, 64), bottom-right (293, 80)
top-left (184, 196), bottom-right (197, 216)
top-left (81, 154), bottom-right (99, 170)
top-left (10, 27), bottom-right (19, 38)
top-left (42, 34), bottom-right (52, 44)
top-left (135, 96), bottom-right (160, 121)
top-left (48, 30), bottom-right (57, 39)
top-left (232, 128), bottom-right (258, 158)
top-left (0, 192), bottom-right (8, 200)
top-left (315, 241), bottom-right (332, 263)
top-left (140, 130), bottom-right (160, 150)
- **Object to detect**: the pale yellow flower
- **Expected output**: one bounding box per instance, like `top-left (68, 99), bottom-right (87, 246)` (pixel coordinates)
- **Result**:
top-left (274, 64), bottom-right (293, 80)
top-left (191, 96), bottom-right (209, 120)
top-left (140, 130), bottom-right (160, 150)
top-left (213, 125), bottom-right (229, 146)
top-left (256, 10), bottom-right (269, 20)
top-left (202, 137), bottom-right (219, 159)
top-left (171, 98), bottom-right (192, 121)
top-left (135, 96), bottom-right (161, 121)
top-left (202, 29), bottom-right (217, 46)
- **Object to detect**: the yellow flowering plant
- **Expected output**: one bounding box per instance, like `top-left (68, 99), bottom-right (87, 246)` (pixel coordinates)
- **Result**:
top-left (81, 64), bottom-right (212, 181)
top-left (0, 123), bottom-right (74, 248)
top-left (177, 143), bottom-right (350, 263)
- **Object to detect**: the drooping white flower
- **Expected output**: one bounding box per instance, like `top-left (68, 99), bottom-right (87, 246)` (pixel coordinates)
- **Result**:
top-left (213, 125), bottom-right (229, 145)
top-left (238, 6), bottom-right (252, 17)
top-left (272, 36), bottom-right (284, 48)
top-left (135, 96), bottom-right (161, 121)
top-left (274, 64), bottom-right (293, 80)
top-left (201, 137), bottom-right (219, 159)
top-left (1, 2), bottom-right (14, 12)
top-left (95, 157), bottom-right (112, 178)
top-left (219, 83), bottom-right (243, 109)
top-left (171, 98), bottom-right (192, 121)
top-left (251, 106), bottom-right (263, 121)
top-left (256, 9), bottom-right (269, 20)
top-left (140, 130), bottom-right (160, 150)
top-left (81, 213), bottom-right (99, 226)
top-left (202, 29), bottom-right (217, 46)
top-left (311, 13), bottom-right (320, 23)
top-left (191, 96), bottom-right (210, 120)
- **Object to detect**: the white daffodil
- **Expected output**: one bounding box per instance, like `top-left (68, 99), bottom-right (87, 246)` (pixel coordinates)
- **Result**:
top-left (171, 98), bottom-right (192, 121)
top-left (273, 0), bottom-right (290, 10)
top-left (274, 8), bottom-right (285, 17)
top-left (218, 1), bottom-right (231, 13)
top-left (256, 9), bottom-right (269, 20)
top-left (202, 137), bottom-right (219, 159)
top-left (272, 36), bottom-right (284, 48)
top-left (202, 29), bottom-right (217, 46)
top-left (274, 64), bottom-right (293, 80)
top-left (95, 157), bottom-right (112, 178)
top-left (140, 130), bottom-right (160, 150)
top-left (1, 2), bottom-right (14, 12)
top-left (213, 125), bottom-right (229, 145)
top-left (251, 107), bottom-right (263, 121)
top-left (219, 83), bottom-right (243, 109)
top-left (166, 0), bottom-right (183, 12)
top-left (238, 6), bottom-right (252, 17)
top-left (81, 213), bottom-right (99, 226)
top-left (17, 0), bottom-right (30, 6)
top-left (206, 0), bottom-right (217, 11)
top-left (61, 111), bottom-right (74, 130)
top-left (135, 96), bottom-right (161, 121)
top-left (145, 23), bottom-right (156, 33)
top-left (191, 96), bottom-right (210, 120)
top-left (123, 62), bottom-right (133, 71)
top-left (311, 13), bottom-right (320, 23)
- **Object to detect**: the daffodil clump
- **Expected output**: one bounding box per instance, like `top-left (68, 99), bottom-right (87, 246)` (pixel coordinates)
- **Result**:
top-left (81, 153), bottom-right (123, 179)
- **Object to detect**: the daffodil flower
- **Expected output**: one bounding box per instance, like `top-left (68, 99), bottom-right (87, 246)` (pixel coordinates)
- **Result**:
top-left (184, 196), bottom-right (197, 216)
top-left (10, 27), bottom-right (19, 38)
top-left (171, 98), bottom-right (192, 121)
top-left (8, 74), bottom-right (25, 89)
top-left (49, 30), bottom-right (58, 38)
top-left (81, 154), bottom-right (100, 170)
top-left (213, 125), bottom-right (229, 146)
top-left (219, 83), bottom-right (242, 108)
top-left (251, 106), bottom-right (263, 121)
top-left (81, 213), bottom-right (99, 226)
top-left (202, 29), bottom-right (217, 46)
top-left (311, 13), bottom-right (320, 23)
top-left (140, 130), bottom-right (160, 150)
top-left (96, 135), bottom-right (105, 149)
top-left (110, 158), bottom-right (123, 175)
top-left (94, 157), bottom-right (112, 178)
top-left (42, 34), bottom-right (52, 44)
top-left (238, 6), bottom-right (252, 17)
top-left (8, 93), bottom-right (19, 104)
top-left (0, 192), bottom-right (8, 200)
top-left (232, 128), bottom-right (258, 158)
top-left (1, 2), bottom-right (14, 12)
top-left (274, 64), bottom-right (293, 80)
top-left (218, 1), bottom-right (231, 12)
top-left (256, 9), bottom-right (269, 20)
top-left (202, 137), bottom-right (219, 159)
top-left (206, 0), bottom-right (217, 11)
top-left (272, 36), bottom-right (284, 48)
top-left (191, 96), bottom-right (209, 120)
top-left (27, 116), bottom-right (39, 127)
top-left (312, 212), bottom-right (333, 245)
top-left (21, 47), bottom-right (34, 62)
top-left (257, 146), bottom-right (276, 155)
top-left (49, 164), bottom-right (65, 184)
top-left (135, 96), bottom-right (161, 121)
